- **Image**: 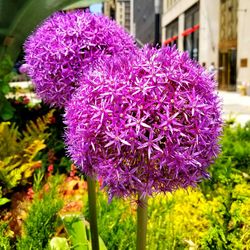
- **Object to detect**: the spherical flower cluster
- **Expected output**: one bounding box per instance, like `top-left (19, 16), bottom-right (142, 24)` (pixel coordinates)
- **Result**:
top-left (64, 46), bottom-right (223, 199)
top-left (24, 10), bottom-right (137, 107)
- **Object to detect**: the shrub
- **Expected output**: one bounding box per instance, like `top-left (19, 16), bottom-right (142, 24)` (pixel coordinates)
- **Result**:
top-left (88, 192), bottom-right (136, 250)
top-left (16, 175), bottom-right (63, 250)
top-left (0, 111), bottom-right (53, 191)
top-left (0, 56), bottom-right (16, 121)
top-left (0, 223), bottom-right (11, 250)
top-left (220, 123), bottom-right (250, 173)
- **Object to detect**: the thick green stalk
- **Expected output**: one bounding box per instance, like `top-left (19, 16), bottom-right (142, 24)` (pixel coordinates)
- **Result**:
top-left (87, 176), bottom-right (99, 250)
top-left (136, 194), bottom-right (148, 250)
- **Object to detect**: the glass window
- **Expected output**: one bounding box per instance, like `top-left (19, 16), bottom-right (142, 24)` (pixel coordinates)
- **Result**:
top-left (184, 3), bottom-right (199, 61)
top-left (165, 18), bottom-right (179, 47)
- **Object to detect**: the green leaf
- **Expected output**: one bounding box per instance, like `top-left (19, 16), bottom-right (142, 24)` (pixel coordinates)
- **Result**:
top-left (0, 56), bottom-right (13, 78)
top-left (49, 237), bottom-right (70, 250)
top-left (61, 214), bottom-right (89, 250)
top-left (61, 214), bottom-right (107, 250)
top-left (1, 83), bottom-right (10, 95)
top-left (0, 100), bottom-right (15, 120)
top-left (0, 197), bottom-right (10, 206)
top-left (98, 236), bottom-right (107, 250)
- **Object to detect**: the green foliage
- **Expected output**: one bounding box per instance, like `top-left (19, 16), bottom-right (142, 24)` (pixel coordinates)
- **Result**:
top-left (49, 237), bottom-right (70, 250)
top-left (0, 111), bottom-right (53, 191)
top-left (220, 123), bottom-right (250, 173)
top-left (0, 197), bottom-right (10, 207)
top-left (61, 213), bottom-right (107, 250)
top-left (0, 56), bottom-right (14, 87)
top-left (8, 100), bottom-right (46, 132)
top-left (0, 139), bottom-right (46, 189)
top-left (0, 97), bottom-right (15, 121)
top-left (0, 110), bottom-right (52, 158)
top-left (88, 192), bottom-right (136, 250)
top-left (31, 108), bottom-right (73, 174)
top-left (200, 180), bottom-right (250, 249)
top-left (199, 122), bottom-right (250, 196)
top-left (0, 187), bottom-right (10, 207)
top-left (33, 168), bottom-right (45, 192)
top-left (0, 56), bottom-right (15, 120)
top-left (147, 190), bottom-right (210, 250)
top-left (0, 122), bottom-right (20, 160)
top-left (43, 110), bottom-right (72, 173)
top-left (200, 122), bottom-right (250, 249)
top-left (93, 188), bottom-right (210, 249)
top-left (62, 214), bottom-right (89, 250)
top-left (16, 175), bottom-right (64, 250)
top-left (94, 183), bottom-right (250, 249)
top-left (0, 223), bottom-right (11, 250)
top-left (22, 110), bottom-right (54, 144)
top-left (201, 225), bottom-right (227, 250)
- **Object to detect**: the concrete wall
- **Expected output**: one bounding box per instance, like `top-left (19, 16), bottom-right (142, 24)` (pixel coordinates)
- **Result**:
top-left (237, 0), bottom-right (250, 85)
top-left (198, 0), bottom-right (220, 68)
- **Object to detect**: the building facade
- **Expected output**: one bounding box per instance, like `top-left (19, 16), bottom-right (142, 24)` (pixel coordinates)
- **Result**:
top-left (104, 0), bottom-right (135, 35)
top-left (103, 0), bottom-right (116, 20)
top-left (104, 0), bottom-right (155, 46)
top-left (237, 0), bottom-right (250, 92)
top-left (162, 0), bottom-right (250, 92)
top-left (114, 0), bottom-right (132, 33)
top-left (133, 0), bottom-right (155, 45)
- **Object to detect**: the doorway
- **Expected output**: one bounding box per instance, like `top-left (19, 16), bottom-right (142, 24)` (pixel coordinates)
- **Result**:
top-left (218, 48), bottom-right (237, 90)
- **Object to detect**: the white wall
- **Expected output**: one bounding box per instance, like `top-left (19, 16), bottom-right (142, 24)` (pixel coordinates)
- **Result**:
top-left (237, 0), bottom-right (250, 85)
top-left (178, 13), bottom-right (184, 51)
top-left (198, 0), bottom-right (220, 67)
top-left (162, 0), bottom-right (198, 24)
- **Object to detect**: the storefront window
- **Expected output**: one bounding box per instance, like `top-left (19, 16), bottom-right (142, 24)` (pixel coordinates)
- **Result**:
top-left (165, 18), bottom-right (178, 47)
top-left (184, 3), bottom-right (199, 61)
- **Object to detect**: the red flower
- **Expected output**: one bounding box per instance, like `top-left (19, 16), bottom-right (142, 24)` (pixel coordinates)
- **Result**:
top-left (49, 116), bottom-right (56, 124)
top-left (27, 187), bottom-right (34, 200)
top-left (48, 164), bottom-right (54, 173)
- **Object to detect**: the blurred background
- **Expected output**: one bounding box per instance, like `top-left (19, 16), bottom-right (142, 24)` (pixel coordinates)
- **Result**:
top-left (0, 0), bottom-right (249, 95)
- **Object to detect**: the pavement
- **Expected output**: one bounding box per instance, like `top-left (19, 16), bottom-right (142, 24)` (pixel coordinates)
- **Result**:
top-left (219, 91), bottom-right (250, 125)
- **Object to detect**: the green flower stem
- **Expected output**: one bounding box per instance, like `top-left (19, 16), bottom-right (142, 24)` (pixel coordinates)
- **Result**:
top-left (136, 194), bottom-right (148, 250)
top-left (87, 176), bottom-right (99, 250)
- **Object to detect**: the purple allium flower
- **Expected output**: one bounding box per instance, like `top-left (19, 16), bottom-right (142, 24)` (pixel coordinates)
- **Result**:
top-left (24, 10), bottom-right (137, 107)
top-left (19, 64), bottom-right (29, 74)
top-left (64, 46), bottom-right (223, 199)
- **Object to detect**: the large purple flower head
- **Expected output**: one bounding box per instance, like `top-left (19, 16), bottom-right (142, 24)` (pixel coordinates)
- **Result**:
top-left (64, 46), bottom-right (223, 199)
top-left (24, 10), bottom-right (137, 107)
